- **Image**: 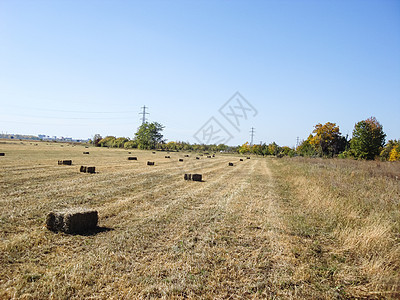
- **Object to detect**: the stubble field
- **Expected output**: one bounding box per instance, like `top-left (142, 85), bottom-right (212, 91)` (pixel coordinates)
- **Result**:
top-left (0, 140), bottom-right (399, 299)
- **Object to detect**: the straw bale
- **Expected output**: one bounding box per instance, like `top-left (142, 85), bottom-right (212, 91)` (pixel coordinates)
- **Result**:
top-left (46, 208), bottom-right (98, 234)
top-left (192, 174), bottom-right (202, 181)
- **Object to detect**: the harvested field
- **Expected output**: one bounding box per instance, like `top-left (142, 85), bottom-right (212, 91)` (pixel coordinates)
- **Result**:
top-left (0, 140), bottom-right (399, 299)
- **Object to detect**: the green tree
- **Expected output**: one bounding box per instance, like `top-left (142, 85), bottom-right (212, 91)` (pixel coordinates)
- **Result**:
top-left (267, 142), bottom-right (280, 156)
top-left (99, 136), bottom-right (116, 147)
top-left (135, 122), bottom-right (165, 150)
top-left (350, 117), bottom-right (386, 160)
top-left (297, 135), bottom-right (318, 157)
top-left (113, 137), bottom-right (129, 148)
top-left (124, 140), bottom-right (138, 149)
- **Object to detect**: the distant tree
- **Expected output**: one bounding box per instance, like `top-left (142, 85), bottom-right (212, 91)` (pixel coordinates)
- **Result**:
top-left (99, 136), bottom-right (116, 147)
top-left (350, 117), bottom-right (386, 160)
top-left (124, 140), bottom-right (138, 149)
top-left (135, 122), bottom-right (165, 150)
top-left (251, 144), bottom-right (264, 155)
top-left (238, 142), bottom-right (251, 154)
top-left (389, 146), bottom-right (400, 161)
top-left (93, 134), bottom-right (102, 147)
top-left (309, 122), bottom-right (347, 157)
top-left (267, 142), bottom-right (280, 156)
top-left (380, 140), bottom-right (400, 161)
top-left (217, 144), bottom-right (228, 152)
top-left (297, 135), bottom-right (318, 157)
top-left (280, 146), bottom-right (292, 156)
top-left (166, 141), bottom-right (177, 151)
top-left (113, 137), bottom-right (129, 148)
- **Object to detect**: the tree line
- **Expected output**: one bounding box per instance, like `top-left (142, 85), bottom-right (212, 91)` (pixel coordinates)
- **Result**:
top-left (243, 116), bottom-right (399, 161)
top-left (90, 117), bottom-right (400, 161)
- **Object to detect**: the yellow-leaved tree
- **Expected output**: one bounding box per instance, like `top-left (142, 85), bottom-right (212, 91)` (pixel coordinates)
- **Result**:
top-left (309, 122), bottom-right (347, 157)
top-left (389, 146), bottom-right (400, 161)
top-left (238, 142), bottom-right (250, 154)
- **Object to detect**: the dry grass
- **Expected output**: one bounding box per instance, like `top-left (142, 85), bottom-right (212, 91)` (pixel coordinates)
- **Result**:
top-left (0, 140), bottom-right (399, 299)
top-left (270, 157), bottom-right (400, 299)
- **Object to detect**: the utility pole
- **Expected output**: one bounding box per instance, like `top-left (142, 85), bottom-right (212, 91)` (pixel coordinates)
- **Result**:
top-left (296, 136), bottom-right (300, 148)
top-left (139, 105), bottom-right (149, 124)
top-left (250, 127), bottom-right (255, 146)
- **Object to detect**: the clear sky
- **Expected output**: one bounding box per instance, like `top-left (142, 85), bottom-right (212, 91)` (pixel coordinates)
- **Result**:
top-left (1, 0), bottom-right (399, 146)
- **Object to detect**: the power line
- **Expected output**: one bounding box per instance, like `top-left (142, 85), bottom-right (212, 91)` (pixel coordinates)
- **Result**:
top-left (140, 105), bottom-right (149, 124)
top-left (250, 127), bottom-right (255, 146)
top-left (5, 104), bottom-right (136, 114)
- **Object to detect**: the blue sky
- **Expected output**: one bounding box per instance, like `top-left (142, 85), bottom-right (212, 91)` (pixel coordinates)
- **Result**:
top-left (0, 0), bottom-right (399, 146)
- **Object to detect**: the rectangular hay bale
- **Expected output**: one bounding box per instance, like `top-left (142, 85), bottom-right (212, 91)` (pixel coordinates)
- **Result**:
top-left (128, 157), bottom-right (137, 160)
top-left (46, 208), bottom-right (98, 234)
top-left (147, 161), bottom-right (155, 165)
top-left (0, 153), bottom-right (5, 156)
top-left (80, 166), bottom-right (87, 172)
top-left (192, 174), bottom-right (202, 181)
top-left (184, 173), bottom-right (192, 180)
top-left (83, 152), bottom-right (90, 154)
top-left (179, 159), bottom-right (184, 162)
top-left (86, 167), bottom-right (96, 174)
top-left (229, 162), bottom-right (234, 166)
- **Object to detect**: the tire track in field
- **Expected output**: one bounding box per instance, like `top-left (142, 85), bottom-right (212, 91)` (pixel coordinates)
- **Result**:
top-left (90, 159), bottom-right (258, 298)
top-left (123, 158), bottom-right (286, 298)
